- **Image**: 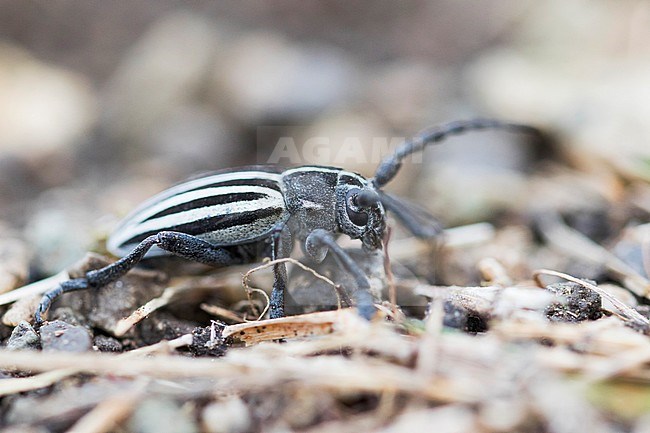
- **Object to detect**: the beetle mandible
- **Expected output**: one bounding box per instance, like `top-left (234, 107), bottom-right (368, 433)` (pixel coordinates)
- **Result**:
top-left (34, 119), bottom-right (541, 325)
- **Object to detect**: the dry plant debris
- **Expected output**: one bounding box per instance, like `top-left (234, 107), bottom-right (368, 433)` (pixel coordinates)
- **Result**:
top-left (2, 164), bottom-right (650, 432)
top-left (3, 3), bottom-right (650, 432)
top-left (2, 230), bottom-right (650, 433)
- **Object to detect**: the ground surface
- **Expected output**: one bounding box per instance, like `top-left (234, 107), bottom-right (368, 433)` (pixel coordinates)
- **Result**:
top-left (2, 2), bottom-right (650, 432)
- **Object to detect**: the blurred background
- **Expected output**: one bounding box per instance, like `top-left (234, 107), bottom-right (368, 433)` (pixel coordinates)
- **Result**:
top-left (1, 0), bottom-right (650, 281)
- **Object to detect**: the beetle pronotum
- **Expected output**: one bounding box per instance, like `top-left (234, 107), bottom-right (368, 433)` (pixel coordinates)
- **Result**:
top-left (34, 119), bottom-right (541, 325)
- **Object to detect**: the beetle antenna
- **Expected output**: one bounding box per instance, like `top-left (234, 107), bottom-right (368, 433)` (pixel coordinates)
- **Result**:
top-left (372, 119), bottom-right (543, 188)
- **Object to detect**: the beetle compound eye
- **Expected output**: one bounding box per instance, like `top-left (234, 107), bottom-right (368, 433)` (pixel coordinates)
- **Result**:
top-left (346, 189), bottom-right (369, 227)
top-left (355, 189), bottom-right (380, 208)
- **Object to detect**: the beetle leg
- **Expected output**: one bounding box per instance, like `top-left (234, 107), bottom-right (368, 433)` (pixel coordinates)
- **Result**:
top-left (269, 227), bottom-right (294, 319)
top-left (269, 231), bottom-right (287, 319)
top-left (35, 231), bottom-right (242, 326)
top-left (305, 229), bottom-right (375, 320)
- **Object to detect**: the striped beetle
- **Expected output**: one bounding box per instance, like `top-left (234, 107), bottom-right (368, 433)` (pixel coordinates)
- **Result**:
top-left (34, 119), bottom-right (540, 325)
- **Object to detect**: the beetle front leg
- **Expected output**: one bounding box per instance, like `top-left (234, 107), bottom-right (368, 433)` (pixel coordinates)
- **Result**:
top-left (269, 228), bottom-right (292, 319)
top-left (35, 231), bottom-right (242, 326)
top-left (305, 229), bottom-right (375, 320)
top-left (269, 261), bottom-right (287, 319)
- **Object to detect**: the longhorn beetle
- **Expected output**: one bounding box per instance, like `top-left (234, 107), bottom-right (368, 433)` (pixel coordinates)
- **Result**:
top-left (34, 119), bottom-right (541, 325)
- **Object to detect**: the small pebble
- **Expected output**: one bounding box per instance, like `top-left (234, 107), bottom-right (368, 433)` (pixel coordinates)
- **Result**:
top-left (6, 321), bottom-right (40, 351)
top-left (202, 398), bottom-right (251, 433)
top-left (190, 325), bottom-right (227, 357)
top-left (39, 320), bottom-right (92, 352)
top-left (545, 281), bottom-right (602, 323)
top-left (93, 334), bottom-right (123, 352)
top-left (130, 398), bottom-right (199, 433)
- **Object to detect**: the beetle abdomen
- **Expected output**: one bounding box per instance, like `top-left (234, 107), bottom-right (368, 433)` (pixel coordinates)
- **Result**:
top-left (107, 170), bottom-right (289, 257)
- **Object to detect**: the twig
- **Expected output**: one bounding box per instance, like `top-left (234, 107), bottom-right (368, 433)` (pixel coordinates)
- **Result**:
top-left (0, 270), bottom-right (68, 306)
top-left (200, 303), bottom-right (245, 323)
top-left (66, 386), bottom-right (146, 433)
top-left (0, 367), bottom-right (79, 397)
top-left (114, 279), bottom-right (230, 336)
top-left (537, 212), bottom-right (650, 297)
top-left (124, 333), bottom-right (194, 356)
top-left (222, 310), bottom-right (354, 345)
top-left (0, 349), bottom-right (472, 403)
top-left (248, 288), bottom-right (270, 321)
top-left (242, 258), bottom-right (346, 318)
top-left (0, 334), bottom-right (195, 397)
top-left (642, 224), bottom-right (650, 281)
top-left (382, 226), bottom-right (397, 314)
top-left (113, 286), bottom-right (180, 337)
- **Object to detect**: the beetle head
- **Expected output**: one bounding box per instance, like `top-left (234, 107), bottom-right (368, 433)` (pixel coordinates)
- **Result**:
top-left (335, 172), bottom-right (385, 251)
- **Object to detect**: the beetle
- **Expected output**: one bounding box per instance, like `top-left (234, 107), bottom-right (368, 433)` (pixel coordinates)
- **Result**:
top-left (34, 119), bottom-right (541, 325)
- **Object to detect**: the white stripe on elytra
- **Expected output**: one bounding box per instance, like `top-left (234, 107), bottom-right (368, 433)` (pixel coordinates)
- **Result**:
top-left (126, 185), bottom-right (284, 225)
top-left (108, 194), bottom-right (285, 253)
top-left (113, 212), bottom-right (282, 257)
top-left (119, 171), bottom-right (283, 223)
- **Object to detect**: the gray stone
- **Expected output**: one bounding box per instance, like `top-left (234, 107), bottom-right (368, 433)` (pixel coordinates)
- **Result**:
top-left (6, 321), bottom-right (40, 350)
top-left (40, 320), bottom-right (92, 352)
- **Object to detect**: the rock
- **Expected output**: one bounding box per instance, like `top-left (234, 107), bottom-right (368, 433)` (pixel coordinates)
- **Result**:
top-left (380, 406), bottom-right (477, 433)
top-left (467, 42), bottom-right (650, 181)
top-left (141, 104), bottom-right (235, 176)
top-left (93, 334), bottom-right (123, 352)
top-left (189, 324), bottom-right (227, 357)
top-left (0, 42), bottom-right (96, 160)
top-left (102, 12), bottom-right (221, 149)
top-left (2, 295), bottom-right (41, 327)
top-left (292, 112), bottom-right (390, 178)
top-left (6, 321), bottom-right (40, 350)
top-left (213, 32), bottom-right (357, 124)
top-left (363, 60), bottom-right (451, 127)
top-left (130, 398), bottom-right (199, 433)
top-left (442, 301), bottom-right (488, 333)
top-left (51, 253), bottom-right (168, 336)
top-left (201, 398), bottom-right (251, 433)
top-left (545, 281), bottom-right (602, 323)
top-left (23, 188), bottom-right (101, 276)
top-left (0, 224), bottom-right (31, 295)
top-left (48, 306), bottom-right (86, 327)
top-left (612, 223), bottom-right (650, 278)
top-left (5, 378), bottom-right (128, 427)
top-left (136, 312), bottom-right (196, 346)
top-left (39, 320), bottom-right (92, 352)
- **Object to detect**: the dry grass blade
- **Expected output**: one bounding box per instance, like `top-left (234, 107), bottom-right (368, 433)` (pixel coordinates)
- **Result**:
top-left (222, 309), bottom-right (363, 345)
top-left (0, 335), bottom-right (196, 396)
top-left (243, 257), bottom-right (345, 310)
top-left (537, 212), bottom-right (650, 297)
top-left (114, 278), bottom-right (229, 336)
top-left (0, 349), bottom-right (471, 403)
top-left (124, 334), bottom-right (194, 356)
top-left (114, 285), bottom-right (187, 337)
top-left (200, 303), bottom-right (244, 323)
top-left (65, 387), bottom-right (145, 433)
top-left (0, 271), bottom-right (68, 306)
top-left (0, 367), bottom-right (79, 397)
